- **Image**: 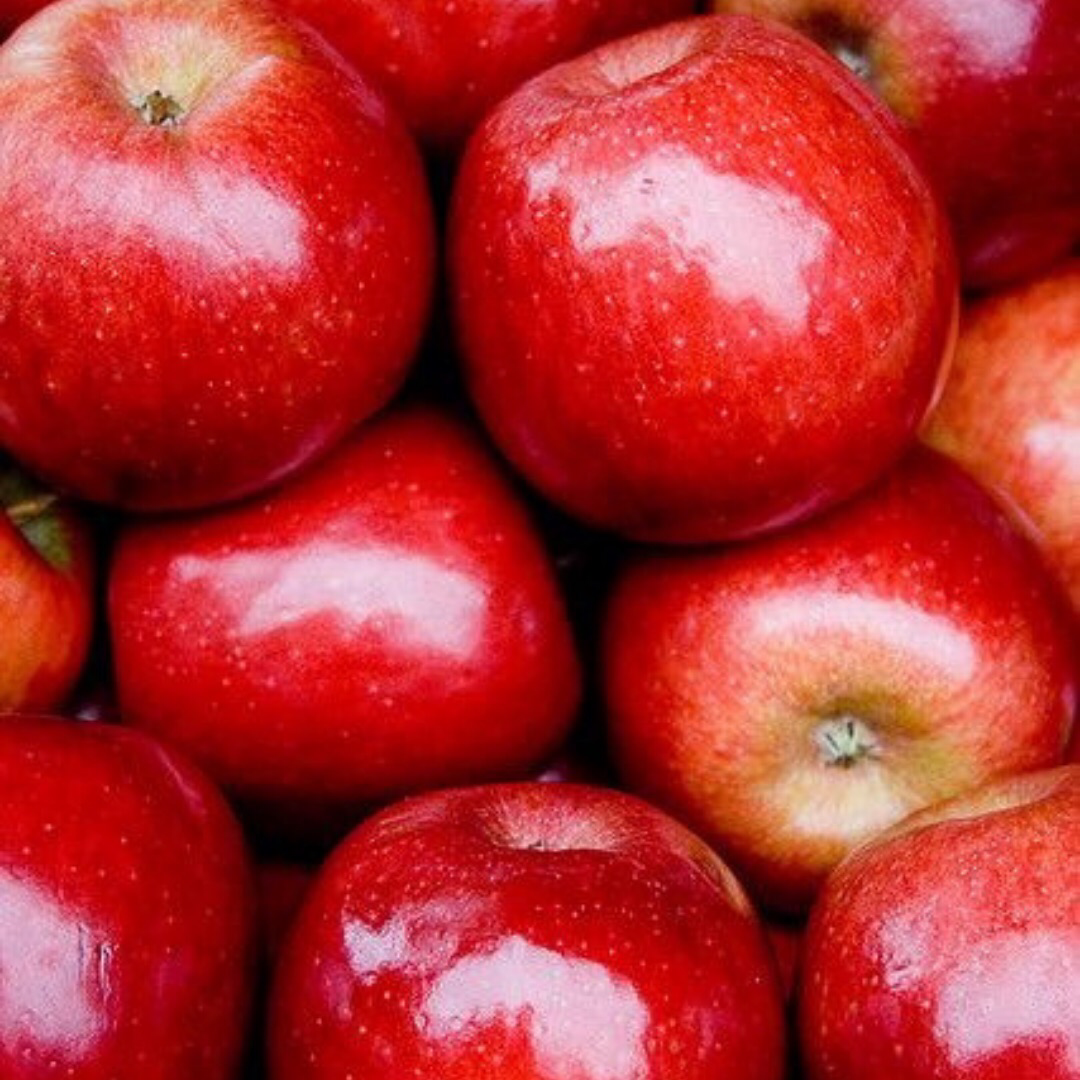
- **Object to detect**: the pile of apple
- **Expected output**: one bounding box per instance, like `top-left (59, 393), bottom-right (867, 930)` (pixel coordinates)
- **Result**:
top-left (0, 0), bottom-right (1076, 1076)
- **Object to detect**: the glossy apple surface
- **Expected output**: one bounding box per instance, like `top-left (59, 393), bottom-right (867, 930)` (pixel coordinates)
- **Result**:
top-left (0, 463), bottom-right (94, 711)
top-left (924, 259), bottom-right (1079, 613)
top-left (0, 0), bottom-right (434, 511)
top-left (268, 782), bottom-right (788, 1080)
top-left (714, 0), bottom-right (1080, 289)
top-left (0, 714), bottom-right (256, 1078)
top-left (604, 447), bottom-right (1077, 913)
top-left (109, 406), bottom-right (581, 844)
top-left (451, 15), bottom-right (956, 543)
top-left (275, 0), bottom-right (695, 152)
top-left (799, 765), bottom-right (1080, 1079)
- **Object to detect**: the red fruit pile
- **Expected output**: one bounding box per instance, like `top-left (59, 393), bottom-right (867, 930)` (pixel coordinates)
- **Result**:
top-left (0, 1), bottom-right (1075, 1078)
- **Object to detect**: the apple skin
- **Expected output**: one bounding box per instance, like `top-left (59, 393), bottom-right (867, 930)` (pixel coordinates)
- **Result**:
top-left (713, 0), bottom-right (1080, 290)
top-left (274, 0), bottom-right (695, 152)
top-left (268, 782), bottom-right (788, 1080)
top-left (604, 446), bottom-right (1077, 914)
top-left (0, 0), bottom-right (434, 511)
top-left (924, 259), bottom-right (1080, 615)
top-left (450, 15), bottom-right (957, 544)
top-left (799, 765), bottom-right (1080, 1079)
top-left (0, 713), bottom-right (257, 1079)
top-left (0, 464), bottom-right (94, 711)
top-left (109, 405), bottom-right (581, 845)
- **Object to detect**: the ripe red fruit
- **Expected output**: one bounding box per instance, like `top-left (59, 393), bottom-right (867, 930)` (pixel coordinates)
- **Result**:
top-left (924, 259), bottom-right (1080, 613)
top-left (274, 0), bottom-right (696, 151)
top-left (713, 0), bottom-right (1080, 289)
top-left (268, 782), bottom-right (788, 1080)
top-left (605, 447), bottom-right (1077, 913)
top-left (0, 463), bottom-right (94, 711)
top-left (451, 14), bottom-right (956, 543)
top-left (0, 714), bottom-right (256, 1079)
top-left (0, 0), bottom-right (434, 511)
top-left (109, 406), bottom-right (581, 844)
top-left (799, 766), bottom-right (1080, 1080)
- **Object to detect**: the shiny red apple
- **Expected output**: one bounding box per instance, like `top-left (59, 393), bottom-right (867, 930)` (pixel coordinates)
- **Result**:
top-left (268, 782), bottom-right (788, 1079)
top-left (714, 0), bottom-right (1080, 289)
top-left (451, 14), bottom-right (956, 544)
top-left (109, 406), bottom-right (581, 844)
top-left (605, 447), bottom-right (1077, 914)
top-left (0, 0), bottom-right (434, 511)
top-left (0, 462), bottom-right (94, 711)
top-left (0, 713), bottom-right (256, 1078)
top-left (924, 259), bottom-right (1079, 614)
top-left (799, 765), bottom-right (1080, 1079)
top-left (274, 0), bottom-right (695, 152)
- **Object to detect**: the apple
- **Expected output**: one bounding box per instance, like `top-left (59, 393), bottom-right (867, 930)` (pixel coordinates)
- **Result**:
top-left (273, 0), bottom-right (696, 153)
top-left (604, 446), bottom-right (1077, 914)
top-left (712, 0), bottom-right (1080, 290)
top-left (0, 713), bottom-right (256, 1078)
top-left (268, 781), bottom-right (788, 1079)
top-left (450, 14), bottom-right (957, 544)
top-left (0, 460), bottom-right (94, 712)
top-left (0, 0), bottom-right (434, 511)
top-left (109, 405), bottom-right (582, 846)
top-left (923, 259), bottom-right (1079, 614)
top-left (799, 765), bottom-right (1080, 1079)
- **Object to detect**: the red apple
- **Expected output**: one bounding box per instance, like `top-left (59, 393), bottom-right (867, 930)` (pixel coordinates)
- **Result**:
top-left (713, 0), bottom-right (1080, 290)
top-left (0, 461), bottom-right (94, 711)
top-left (0, 713), bottom-right (256, 1078)
top-left (109, 405), bottom-right (581, 844)
top-left (604, 447), bottom-right (1077, 914)
top-left (274, 0), bottom-right (696, 152)
top-left (450, 14), bottom-right (957, 544)
top-left (0, 0), bottom-right (434, 511)
top-left (268, 782), bottom-right (788, 1079)
top-left (924, 259), bottom-right (1080, 614)
top-left (799, 765), bottom-right (1080, 1079)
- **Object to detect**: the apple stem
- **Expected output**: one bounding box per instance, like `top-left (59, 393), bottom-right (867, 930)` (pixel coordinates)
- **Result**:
top-left (7, 492), bottom-right (59, 528)
top-left (814, 715), bottom-right (880, 769)
top-left (137, 89), bottom-right (184, 128)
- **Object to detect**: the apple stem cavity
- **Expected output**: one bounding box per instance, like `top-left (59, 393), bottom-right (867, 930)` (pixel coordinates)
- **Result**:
top-left (814, 715), bottom-right (881, 769)
top-left (136, 89), bottom-right (185, 128)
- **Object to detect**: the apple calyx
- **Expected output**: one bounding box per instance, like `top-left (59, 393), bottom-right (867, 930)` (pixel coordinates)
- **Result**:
top-left (136, 89), bottom-right (184, 127)
top-left (813, 715), bottom-right (881, 769)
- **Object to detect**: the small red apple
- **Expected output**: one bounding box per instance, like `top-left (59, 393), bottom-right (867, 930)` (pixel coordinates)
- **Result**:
top-left (604, 447), bottom-right (1077, 914)
top-left (0, 461), bottom-right (94, 712)
top-left (268, 782), bottom-right (788, 1080)
top-left (713, 0), bottom-right (1080, 289)
top-left (924, 259), bottom-right (1080, 614)
top-left (0, 0), bottom-right (434, 511)
top-left (799, 765), bottom-right (1080, 1079)
top-left (109, 406), bottom-right (581, 844)
top-left (451, 14), bottom-right (956, 543)
top-left (274, 0), bottom-right (695, 152)
top-left (0, 713), bottom-right (256, 1079)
